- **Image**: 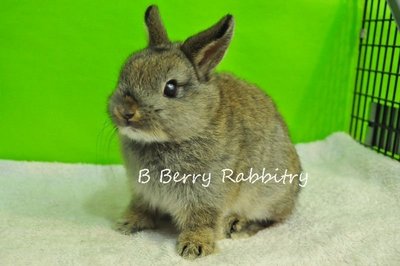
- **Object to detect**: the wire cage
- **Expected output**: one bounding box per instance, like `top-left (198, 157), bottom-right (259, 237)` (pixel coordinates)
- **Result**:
top-left (350, 0), bottom-right (400, 161)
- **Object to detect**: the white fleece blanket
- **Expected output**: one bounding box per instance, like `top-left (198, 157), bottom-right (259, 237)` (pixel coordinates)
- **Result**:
top-left (0, 132), bottom-right (399, 265)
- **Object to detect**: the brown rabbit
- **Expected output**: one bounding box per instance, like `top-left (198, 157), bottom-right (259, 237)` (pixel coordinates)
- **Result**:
top-left (108, 5), bottom-right (302, 260)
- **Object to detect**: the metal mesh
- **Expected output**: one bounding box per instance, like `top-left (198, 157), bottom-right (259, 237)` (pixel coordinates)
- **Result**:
top-left (350, 0), bottom-right (400, 161)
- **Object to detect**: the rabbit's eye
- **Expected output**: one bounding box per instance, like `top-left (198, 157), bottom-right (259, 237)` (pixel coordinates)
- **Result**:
top-left (164, 79), bottom-right (178, 98)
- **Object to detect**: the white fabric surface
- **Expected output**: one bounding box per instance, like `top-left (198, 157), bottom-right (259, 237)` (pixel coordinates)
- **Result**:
top-left (0, 132), bottom-right (399, 265)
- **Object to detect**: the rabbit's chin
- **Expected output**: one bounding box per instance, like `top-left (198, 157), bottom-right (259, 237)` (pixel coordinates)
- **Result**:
top-left (118, 126), bottom-right (169, 143)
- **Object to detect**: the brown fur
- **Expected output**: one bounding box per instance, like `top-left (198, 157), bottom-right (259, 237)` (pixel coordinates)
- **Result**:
top-left (107, 5), bottom-right (302, 260)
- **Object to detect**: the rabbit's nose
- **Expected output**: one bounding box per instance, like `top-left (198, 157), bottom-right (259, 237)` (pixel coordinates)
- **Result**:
top-left (122, 111), bottom-right (135, 121)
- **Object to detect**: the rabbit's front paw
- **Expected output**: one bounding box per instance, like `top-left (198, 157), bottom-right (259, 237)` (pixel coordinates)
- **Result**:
top-left (114, 213), bottom-right (155, 235)
top-left (224, 214), bottom-right (248, 239)
top-left (177, 230), bottom-right (215, 259)
top-left (224, 214), bottom-right (276, 239)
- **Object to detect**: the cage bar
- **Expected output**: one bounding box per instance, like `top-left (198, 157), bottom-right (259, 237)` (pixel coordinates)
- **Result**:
top-left (350, 0), bottom-right (400, 161)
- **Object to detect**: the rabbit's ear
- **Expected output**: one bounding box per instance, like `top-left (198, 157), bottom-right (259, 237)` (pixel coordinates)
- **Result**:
top-left (145, 5), bottom-right (170, 47)
top-left (181, 15), bottom-right (234, 80)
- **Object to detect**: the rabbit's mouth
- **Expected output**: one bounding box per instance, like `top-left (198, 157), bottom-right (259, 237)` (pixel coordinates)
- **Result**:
top-left (118, 126), bottom-right (169, 143)
top-left (122, 119), bottom-right (142, 129)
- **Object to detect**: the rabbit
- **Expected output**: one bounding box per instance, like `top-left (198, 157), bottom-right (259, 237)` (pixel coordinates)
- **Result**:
top-left (107, 5), bottom-right (302, 260)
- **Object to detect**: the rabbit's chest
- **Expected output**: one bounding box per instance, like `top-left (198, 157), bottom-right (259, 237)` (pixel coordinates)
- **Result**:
top-left (136, 167), bottom-right (212, 188)
top-left (131, 155), bottom-right (219, 212)
top-left (133, 169), bottom-right (214, 213)
top-left (125, 142), bottom-right (228, 211)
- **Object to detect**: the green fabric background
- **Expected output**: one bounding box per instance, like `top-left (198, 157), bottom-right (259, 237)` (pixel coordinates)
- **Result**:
top-left (0, 0), bottom-right (362, 164)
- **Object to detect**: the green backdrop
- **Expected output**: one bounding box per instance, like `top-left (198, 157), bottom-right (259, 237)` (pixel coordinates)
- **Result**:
top-left (0, 0), bottom-right (362, 164)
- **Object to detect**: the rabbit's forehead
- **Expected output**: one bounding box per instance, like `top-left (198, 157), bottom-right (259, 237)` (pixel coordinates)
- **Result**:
top-left (124, 51), bottom-right (193, 85)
